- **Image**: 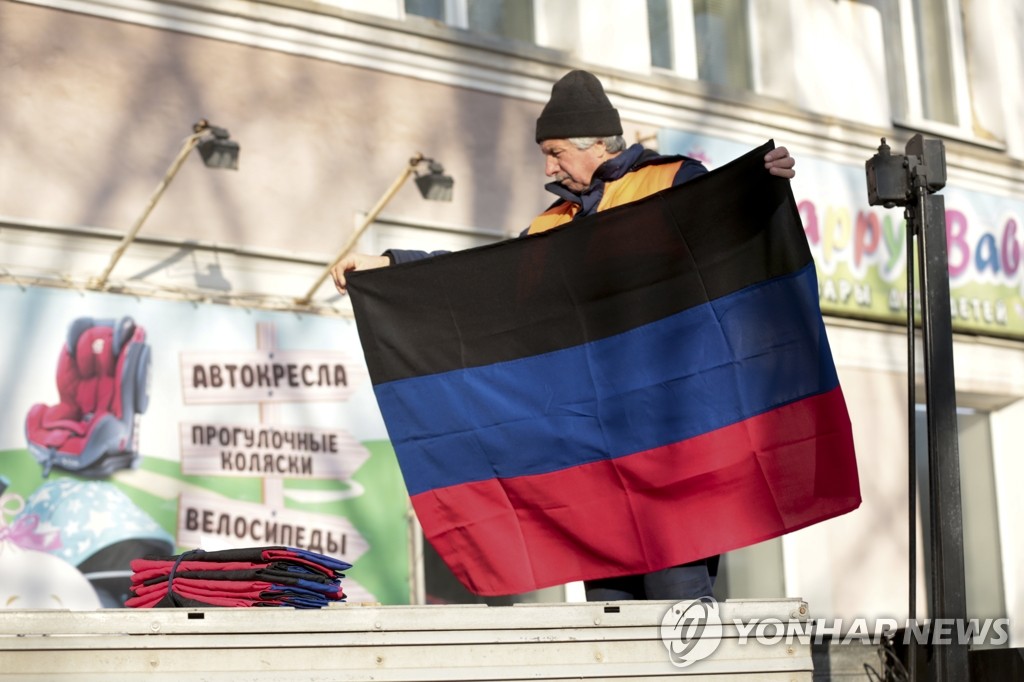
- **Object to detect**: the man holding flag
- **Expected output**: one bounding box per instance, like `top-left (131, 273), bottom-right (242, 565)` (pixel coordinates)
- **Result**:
top-left (334, 70), bottom-right (858, 603)
top-left (331, 69), bottom-right (795, 284)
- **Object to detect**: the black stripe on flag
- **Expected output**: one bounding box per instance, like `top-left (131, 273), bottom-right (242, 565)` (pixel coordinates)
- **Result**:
top-left (348, 140), bottom-right (811, 384)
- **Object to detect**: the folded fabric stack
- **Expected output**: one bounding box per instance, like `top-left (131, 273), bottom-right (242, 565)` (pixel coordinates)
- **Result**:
top-left (126, 546), bottom-right (352, 608)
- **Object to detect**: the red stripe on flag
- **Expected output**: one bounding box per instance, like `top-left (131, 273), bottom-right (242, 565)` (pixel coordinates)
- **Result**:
top-left (412, 386), bottom-right (860, 596)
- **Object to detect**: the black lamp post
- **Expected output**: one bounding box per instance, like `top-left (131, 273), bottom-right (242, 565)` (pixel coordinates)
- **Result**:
top-left (866, 135), bottom-right (968, 682)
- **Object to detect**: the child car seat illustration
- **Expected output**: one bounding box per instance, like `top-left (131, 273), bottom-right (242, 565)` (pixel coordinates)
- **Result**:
top-left (24, 316), bottom-right (151, 478)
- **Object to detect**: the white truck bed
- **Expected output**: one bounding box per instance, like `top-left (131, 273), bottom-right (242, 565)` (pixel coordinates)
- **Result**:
top-left (0, 599), bottom-right (813, 681)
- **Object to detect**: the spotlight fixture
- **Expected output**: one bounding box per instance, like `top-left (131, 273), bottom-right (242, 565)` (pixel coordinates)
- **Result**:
top-left (414, 159), bottom-right (454, 202)
top-left (195, 120), bottom-right (240, 170)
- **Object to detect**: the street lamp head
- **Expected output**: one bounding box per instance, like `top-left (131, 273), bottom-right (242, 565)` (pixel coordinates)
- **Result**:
top-left (193, 119), bottom-right (240, 170)
top-left (91, 119), bottom-right (241, 290)
top-left (414, 158), bottom-right (453, 201)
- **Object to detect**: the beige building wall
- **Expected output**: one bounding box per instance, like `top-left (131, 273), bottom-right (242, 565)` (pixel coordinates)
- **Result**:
top-left (0, 1), bottom-right (551, 263)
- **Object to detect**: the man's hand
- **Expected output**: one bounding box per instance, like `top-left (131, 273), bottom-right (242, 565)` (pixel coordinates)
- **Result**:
top-left (765, 146), bottom-right (796, 179)
top-left (331, 253), bottom-right (390, 294)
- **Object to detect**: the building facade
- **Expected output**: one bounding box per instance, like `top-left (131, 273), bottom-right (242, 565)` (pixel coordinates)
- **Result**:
top-left (1, 0), bottom-right (1022, 646)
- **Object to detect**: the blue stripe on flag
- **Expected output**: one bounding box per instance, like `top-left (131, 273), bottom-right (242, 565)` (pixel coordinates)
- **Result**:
top-left (376, 263), bottom-right (838, 495)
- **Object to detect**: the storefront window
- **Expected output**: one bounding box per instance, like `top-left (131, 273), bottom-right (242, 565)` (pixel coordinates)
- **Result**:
top-left (405, 0), bottom-right (535, 44)
top-left (647, 0), bottom-right (752, 91)
top-left (910, 0), bottom-right (958, 125)
top-left (421, 530), bottom-right (565, 605)
top-left (467, 0), bottom-right (534, 43)
top-left (890, 0), bottom-right (973, 136)
top-left (693, 0), bottom-right (752, 89)
top-left (647, 0), bottom-right (674, 70)
top-left (713, 537), bottom-right (785, 601)
top-left (914, 406), bottom-right (1006, 620)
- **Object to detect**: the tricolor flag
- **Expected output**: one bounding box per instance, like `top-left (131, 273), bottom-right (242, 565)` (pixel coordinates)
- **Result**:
top-left (348, 141), bottom-right (860, 596)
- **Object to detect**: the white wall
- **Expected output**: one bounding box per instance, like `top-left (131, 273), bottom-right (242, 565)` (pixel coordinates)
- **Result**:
top-left (783, 321), bottom-right (1024, 645)
top-left (989, 398), bottom-right (1024, 647)
top-left (752, 0), bottom-right (890, 126)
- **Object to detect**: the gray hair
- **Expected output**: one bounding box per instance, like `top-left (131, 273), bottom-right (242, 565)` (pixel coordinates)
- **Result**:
top-left (567, 135), bottom-right (628, 153)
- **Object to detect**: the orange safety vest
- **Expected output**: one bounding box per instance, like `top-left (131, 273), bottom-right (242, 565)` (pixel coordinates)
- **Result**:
top-left (527, 159), bottom-right (683, 235)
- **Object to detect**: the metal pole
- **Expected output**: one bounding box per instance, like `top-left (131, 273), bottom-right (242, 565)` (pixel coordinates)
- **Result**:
top-left (912, 179), bottom-right (969, 682)
top-left (296, 154), bottom-right (423, 306)
top-left (905, 205), bottom-right (919, 681)
top-left (866, 135), bottom-right (969, 681)
top-left (92, 130), bottom-right (207, 289)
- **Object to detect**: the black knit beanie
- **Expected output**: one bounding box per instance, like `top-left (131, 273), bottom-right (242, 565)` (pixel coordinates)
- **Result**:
top-left (535, 70), bottom-right (623, 143)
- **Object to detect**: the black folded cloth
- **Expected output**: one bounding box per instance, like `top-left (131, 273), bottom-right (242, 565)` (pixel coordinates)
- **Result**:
top-left (126, 546), bottom-right (352, 608)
